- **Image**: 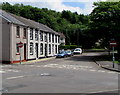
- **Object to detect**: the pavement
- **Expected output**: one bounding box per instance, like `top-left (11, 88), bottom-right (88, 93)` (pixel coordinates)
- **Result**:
top-left (15, 57), bottom-right (56, 65)
top-left (95, 61), bottom-right (120, 72)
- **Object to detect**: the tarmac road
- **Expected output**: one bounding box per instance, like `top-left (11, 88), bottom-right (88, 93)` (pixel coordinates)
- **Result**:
top-left (1, 53), bottom-right (119, 94)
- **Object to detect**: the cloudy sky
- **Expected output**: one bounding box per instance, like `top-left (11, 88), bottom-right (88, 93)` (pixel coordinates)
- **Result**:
top-left (2, 0), bottom-right (108, 14)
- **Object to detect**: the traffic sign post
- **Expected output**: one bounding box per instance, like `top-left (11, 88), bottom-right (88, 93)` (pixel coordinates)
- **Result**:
top-left (18, 42), bottom-right (23, 64)
top-left (112, 47), bottom-right (115, 68)
top-left (110, 40), bottom-right (117, 47)
top-left (110, 40), bottom-right (117, 68)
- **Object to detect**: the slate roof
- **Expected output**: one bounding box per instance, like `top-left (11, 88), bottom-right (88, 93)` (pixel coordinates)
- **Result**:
top-left (58, 32), bottom-right (66, 38)
top-left (0, 9), bottom-right (59, 35)
top-left (43, 24), bottom-right (60, 35)
top-left (0, 10), bottom-right (26, 26)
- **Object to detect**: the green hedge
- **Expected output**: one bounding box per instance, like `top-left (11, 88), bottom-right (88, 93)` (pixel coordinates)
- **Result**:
top-left (59, 45), bottom-right (82, 50)
top-left (118, 59), bottom-right (120, 62)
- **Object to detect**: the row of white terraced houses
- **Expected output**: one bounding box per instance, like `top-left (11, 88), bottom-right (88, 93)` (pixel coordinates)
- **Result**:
top-left (0, 10), bottom-right (62, 64)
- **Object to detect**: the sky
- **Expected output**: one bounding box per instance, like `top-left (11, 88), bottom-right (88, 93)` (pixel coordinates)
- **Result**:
top-left (1, 0), bottom-right (108, 15)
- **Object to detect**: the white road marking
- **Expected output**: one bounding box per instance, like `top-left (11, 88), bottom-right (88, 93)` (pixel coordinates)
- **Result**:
top-left (98, 70), bottom-right (105, 72)
top-left (0, 71), bottom-right (5, 73)
top-left (89, 70), bottom-right (97, 72)
top-left (6, 76), bottom-right (24, 80)
top-left (107, 71), bottom-right (117, 74)
top-left (34, 64), bottom-right (118, 74)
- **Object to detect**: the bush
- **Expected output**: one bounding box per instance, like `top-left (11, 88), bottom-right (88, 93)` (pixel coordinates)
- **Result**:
top-left (118, 59), bottom-right (120, 62)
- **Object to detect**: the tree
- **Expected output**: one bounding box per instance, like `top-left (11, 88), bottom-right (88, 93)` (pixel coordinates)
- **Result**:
top-left (1, 2), bottom-right (91, 48)
top-left (90, 2), bottom-right (120, 56)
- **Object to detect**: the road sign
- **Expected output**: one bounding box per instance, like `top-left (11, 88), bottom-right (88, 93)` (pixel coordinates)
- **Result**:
top-left (110, 40), bottom-right (117, 47)
top-left (18, 42), bottom-right (23, 48)
top-left (18, 42), bottom-right (23, 64)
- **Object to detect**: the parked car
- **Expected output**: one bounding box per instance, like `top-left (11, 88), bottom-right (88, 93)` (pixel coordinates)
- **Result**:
top-left (73, 48), bottom-right (82, 54)
top-left (66, 50), bottom-right (73, 56)
top-left (56, 51), bottom-right (68, 58)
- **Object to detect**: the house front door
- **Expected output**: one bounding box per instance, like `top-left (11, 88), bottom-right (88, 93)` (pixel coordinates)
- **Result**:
top-left (45, 44), bottom-right (47, 57)
top-left (24, 44), bottom-right (26, 60)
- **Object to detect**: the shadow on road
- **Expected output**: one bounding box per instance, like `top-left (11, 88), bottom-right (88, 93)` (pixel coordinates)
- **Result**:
top-left (65, 54), bottom-right (94, 62)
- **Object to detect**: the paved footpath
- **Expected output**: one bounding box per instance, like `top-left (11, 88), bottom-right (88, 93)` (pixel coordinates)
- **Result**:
top-left (95, 61), bottom-right (120, 72)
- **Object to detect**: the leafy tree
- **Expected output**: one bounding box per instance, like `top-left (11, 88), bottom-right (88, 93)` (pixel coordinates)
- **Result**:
top-left (90, 2), bottom-right (120, 56)
top-left (1, 2), bottom-right (91, 48)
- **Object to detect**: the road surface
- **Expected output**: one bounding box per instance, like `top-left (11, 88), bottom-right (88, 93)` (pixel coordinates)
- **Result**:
top-left (0, 53), bottom-right (119, 94)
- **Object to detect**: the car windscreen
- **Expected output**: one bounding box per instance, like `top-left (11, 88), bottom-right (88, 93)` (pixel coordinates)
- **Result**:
top-left (66, 51), bottom-right (71, 53)
top-left (75, 49), bottom-right (80, 51)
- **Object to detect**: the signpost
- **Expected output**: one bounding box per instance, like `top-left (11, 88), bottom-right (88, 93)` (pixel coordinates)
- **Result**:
top-left (18, 42), bottom-right (23, 64)
top-left (110, 40), bottom-right (117, 68)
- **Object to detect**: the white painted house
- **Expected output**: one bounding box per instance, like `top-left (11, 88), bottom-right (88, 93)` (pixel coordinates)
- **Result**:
top-left (0, 10), bottom-right (60, 64)
top-left (58, 32), bottom-right (66, 45)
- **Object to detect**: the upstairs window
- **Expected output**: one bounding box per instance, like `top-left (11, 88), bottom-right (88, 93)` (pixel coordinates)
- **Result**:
top-left (35, 29), bottom-right (38, 41)
top-left (58, 36), bottom-right (60, 43)
top-left (52, 34), bottom-right (54, 43)
top-left (49, 33), bottom-right (51, 42)
top-left (55, 35), bottom-right (57, 43)
top-left (60, 38), bottom-right (64, 40)
top-left (16, 26), bottom-right (20, 38)
top-left (30, 28), bottom-right (33, 40)
top-left (44, 33), bottom-right (47, 42)
top-left (23, 28), bottom-right (27, 39)
top-left (40, 31), bottom-right (43, 41)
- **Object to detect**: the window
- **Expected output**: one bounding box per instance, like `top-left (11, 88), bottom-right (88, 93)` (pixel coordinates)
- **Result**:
top-left (49, 44), bottom-right (51, 54)
top-left (16, 26), bottom-right (20, 37)
top-left (60, 38), bottom-right (64, 40)
top-left (49, 33), bottom-right (51, 42)
top-left (40, 31), bottom-right (43, 41)
top-left (55, 35), bottom-right (57, 43)
top-left (55, 45), bottom-right (57, 54)
top-left (58, 36), bottom-right (60, 43)
top-left (52, 44), bottom-right (54, 53)
top-left (23, 28), bottom-right (27, 38)
top-left (16, 43), bottom-right (20, 53)
top-left (30, 42), bottom-right (33, 55)
top-left (44, 33), bottom-right (47, 42)
top-left (52, 34), bottom-right (54, 43)
top-left (30, 28), bottom-right (33, 40)
top-left (40, 43), bottom-right (43, 55)
top-left (35, 30), bottom-right (38, 41)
